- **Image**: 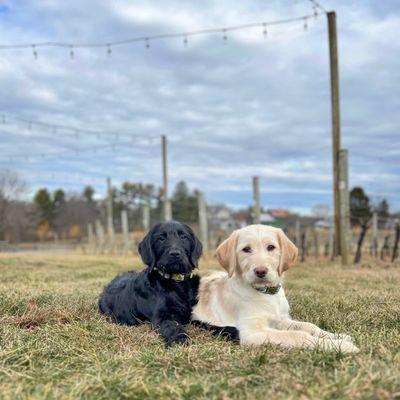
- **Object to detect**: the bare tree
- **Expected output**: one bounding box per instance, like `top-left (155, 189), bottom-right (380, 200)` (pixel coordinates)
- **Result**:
top-left (0, 170), bottom-right (26, 240)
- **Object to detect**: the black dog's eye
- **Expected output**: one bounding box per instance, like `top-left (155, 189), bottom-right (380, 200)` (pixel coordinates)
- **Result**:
top-left (179, 233), bottom-right (188, 240)
top-left (157, 236), bottom-right (166, 242)
top-left (267, 245), bottom-right (276, 251)
top-left (242, 246), bottom-right (251, 253)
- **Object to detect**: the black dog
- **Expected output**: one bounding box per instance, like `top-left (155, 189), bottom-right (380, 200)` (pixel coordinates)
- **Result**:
top-left (99, 220), bottom-right (238, 346)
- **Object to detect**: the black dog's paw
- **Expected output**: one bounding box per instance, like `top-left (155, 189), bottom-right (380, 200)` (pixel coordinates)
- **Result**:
top-left (165, 332), bottom-right (189, 347)
top-left (220, 326), bottom-right (240, 342)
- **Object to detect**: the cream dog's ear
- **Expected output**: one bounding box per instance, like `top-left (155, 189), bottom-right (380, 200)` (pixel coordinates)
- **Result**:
top-left (277, 229), bottom-right (298, 274)
top-left (215, 231), bottom-right (239, 277)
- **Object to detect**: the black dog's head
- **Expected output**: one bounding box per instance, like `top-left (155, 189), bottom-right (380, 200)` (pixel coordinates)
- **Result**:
top-left (138, 221), bottom-right (203, 274)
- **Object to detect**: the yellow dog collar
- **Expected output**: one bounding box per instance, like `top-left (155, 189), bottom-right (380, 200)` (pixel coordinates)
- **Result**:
top-left (154, 268), bottom-right (193, 282)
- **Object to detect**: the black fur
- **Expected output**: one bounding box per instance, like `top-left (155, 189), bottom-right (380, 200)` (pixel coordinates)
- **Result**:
top-left (99, 221), bottom-right (238, 346)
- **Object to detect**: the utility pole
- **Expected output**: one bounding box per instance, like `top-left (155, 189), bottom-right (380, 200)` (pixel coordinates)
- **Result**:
top-left (106, 177), bottom-right (115, 248)
top-left (252, 176), bottom-right (261, 224)
top-left (338, 149), bottom-right (350, 265)
top-left (197, 191), bottom-right (209, 252)
top-left (161, 135), bottom-right (172, 221)
top-left (328, 11), bottom-right (341, 258)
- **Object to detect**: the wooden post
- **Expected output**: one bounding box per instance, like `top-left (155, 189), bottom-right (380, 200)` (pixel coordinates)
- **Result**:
top-left (197, 191), bottom-right (209, 253)
top-left (161, 135), bottom-right (172, 221)
top-left (295, 219), bottom-right (301, 248)
top-left (328, 220), bottom-right (334, 259)
top-left (252, 176), bottom-right (261, 224)
top-left (372, 212), bottom-right (378, 257)
top-left (313, 228), bottom-right (319, 258)
top-left (392, 222), bottom-right (400, 262)
top-left (106, 177), bottom-right (115, 250)
top-left (328, 11), bottom-right (341, 258)
top-left (121, 210), bottom-right (129, 255)
top-left (338, 149), bottom-right (350, 265)
top-left (142, 204), bottom-right (150, 232)
top-left (95, 219), bottom-right (105, 254)
top-left (87, 223), bottom-right (94, 252)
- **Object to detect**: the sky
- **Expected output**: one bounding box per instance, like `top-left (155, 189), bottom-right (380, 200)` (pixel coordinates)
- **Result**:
top-left (0, 0), bottom-right (399, 214)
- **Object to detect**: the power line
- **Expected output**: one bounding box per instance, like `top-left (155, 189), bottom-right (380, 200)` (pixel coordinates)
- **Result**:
top-left (308, 0), bottom-right (327, 14)
top-left (0, 12), bottom-right (323, 57)
top-left (3, 136), bottom-right (159, 162)
top-left (1, 113), bottom-right (136, 141)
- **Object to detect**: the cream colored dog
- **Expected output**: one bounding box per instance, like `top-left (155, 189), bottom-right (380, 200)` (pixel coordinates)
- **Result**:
top-left (192, 225), bottom-right (358, 353)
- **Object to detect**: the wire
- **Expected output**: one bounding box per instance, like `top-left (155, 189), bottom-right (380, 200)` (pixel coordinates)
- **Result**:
top-left (0, 113), bottom-right (126, 138)
top-left (308, 0), bottom-right (327, 14)
top-left (0, 13), bottom-right (321, 52)
top-left (3, 136), bottom-right (159, 162)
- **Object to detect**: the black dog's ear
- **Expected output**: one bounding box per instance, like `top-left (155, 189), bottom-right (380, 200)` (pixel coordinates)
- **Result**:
top-left (183, 224), bottom-right (203, 268)
top-left (138, 224), bottom-right (159, 267)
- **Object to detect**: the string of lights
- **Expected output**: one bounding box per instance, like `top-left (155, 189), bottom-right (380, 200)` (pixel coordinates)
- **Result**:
top-left (0, 12), bottom-right (323, 59)
top-left (2, 135), bottom-right (159, 162)
top-left (1, 113), bottom-right (138, 141)
top-left (307, 0), bottom-right (327, 14)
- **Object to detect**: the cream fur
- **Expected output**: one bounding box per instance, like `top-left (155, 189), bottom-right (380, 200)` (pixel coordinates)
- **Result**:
top-left (192, 224), bottom-right (358, 353)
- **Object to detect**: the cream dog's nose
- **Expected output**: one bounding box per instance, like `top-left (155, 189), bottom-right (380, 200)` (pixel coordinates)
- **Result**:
top-left (254, 267), bottom-right (268, 278)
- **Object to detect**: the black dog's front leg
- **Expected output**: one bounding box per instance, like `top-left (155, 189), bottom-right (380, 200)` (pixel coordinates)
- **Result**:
top-left (152, 318), bottom-right (188, 347)
top-left (191, 320), bottom-right (240, 342)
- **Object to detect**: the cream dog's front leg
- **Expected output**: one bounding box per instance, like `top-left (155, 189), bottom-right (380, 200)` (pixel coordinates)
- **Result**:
top-left (272, 319), bottom-right (354, 343)
top-left (238, 318), bottom-right (358, 353)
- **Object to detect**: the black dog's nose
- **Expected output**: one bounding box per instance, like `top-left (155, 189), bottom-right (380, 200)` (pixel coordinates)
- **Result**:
top-left (169, 249), bottom-right (181, 257)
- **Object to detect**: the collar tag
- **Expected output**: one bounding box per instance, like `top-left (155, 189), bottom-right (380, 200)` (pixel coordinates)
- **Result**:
top-left (154, 267), bottom-right (193, 282)
top-left (254, 284), bottom-right (281, 295)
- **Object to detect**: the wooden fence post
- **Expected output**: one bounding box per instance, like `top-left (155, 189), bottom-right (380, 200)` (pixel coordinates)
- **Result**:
top-left (372, 212), bottom-right (378, 257)
top-left (142, 204), bottom-right (150, 232)
top-left (338, 149), bottom-right (350, 265)
top-left (252, 176), bottom-right (261, 224)
top-left (107, 177), bottom-right (115, 252)
top-left (392, 222), bottom-right (400, 262)
top-left (87, 223), bottom-right (94, 253)
top-left (295, 220), bottom-right (301, 248)
top-left (197, 191), bottom-right (209, 253)
top-left (121, 210), bottom-right (129, 256)
top-left (95, 219), bottom-right (105, 254)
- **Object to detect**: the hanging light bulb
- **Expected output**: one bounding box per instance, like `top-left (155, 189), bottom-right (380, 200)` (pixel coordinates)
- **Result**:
top-left (32, 44), bottom-right (38, 60)
top-left (107, 44), bottom-right (112, 56)
top-left (69, 45), bottom-right (74, 59)
top-left (222, 29), bottom-right (228, 42)
top-left (183, 35), bottom-right (188, 47)
top-left (262, 23), bottom-right (268, 39)
top-left (145, 38), bottom-right (150, 49)
top-left (303, 17), bottom-right (308, 31)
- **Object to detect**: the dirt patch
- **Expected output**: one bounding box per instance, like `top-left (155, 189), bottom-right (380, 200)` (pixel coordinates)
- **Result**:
top-left (0, 300), bottom-right (88, 330)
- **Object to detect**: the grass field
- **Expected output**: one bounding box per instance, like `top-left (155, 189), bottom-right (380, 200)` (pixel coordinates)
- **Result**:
top-left (0, 253), bottom-right (399, 400)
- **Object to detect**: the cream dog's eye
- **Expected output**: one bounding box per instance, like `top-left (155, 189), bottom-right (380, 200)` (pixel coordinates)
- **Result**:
top-left (267, 245), bottom-right (276, 251)
top-left (242, 246), bottom-right (251, 253)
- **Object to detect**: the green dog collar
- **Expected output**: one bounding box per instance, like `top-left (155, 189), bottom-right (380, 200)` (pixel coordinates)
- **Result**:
top-left (254, 284), bottom-right (281, 295)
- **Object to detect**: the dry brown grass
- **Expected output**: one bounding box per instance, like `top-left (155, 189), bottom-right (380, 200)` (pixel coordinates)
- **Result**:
top-left (0, 253), bottom-right (399, 399)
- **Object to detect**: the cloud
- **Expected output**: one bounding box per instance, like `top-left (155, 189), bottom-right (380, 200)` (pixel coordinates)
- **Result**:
top-left (0, 0), bottom-right (399, 213)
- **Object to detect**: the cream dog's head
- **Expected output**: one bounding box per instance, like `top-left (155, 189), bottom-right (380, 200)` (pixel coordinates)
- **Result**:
top-left (216, 224), bottom-right (298, 289)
